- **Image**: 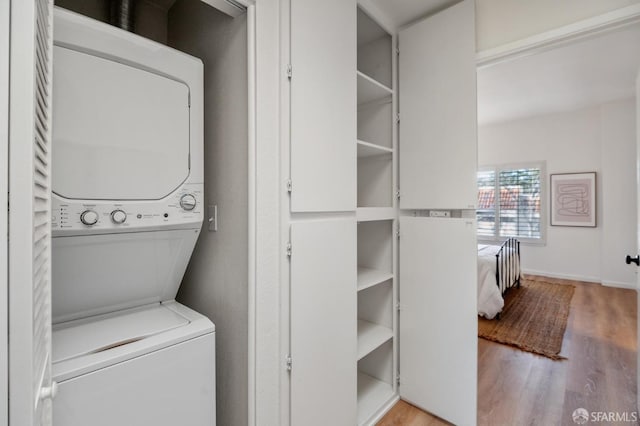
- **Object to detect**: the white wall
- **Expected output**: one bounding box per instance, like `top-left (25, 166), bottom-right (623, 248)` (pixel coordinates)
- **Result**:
top-left (476, 0), bottom-right (640, 51)
top-left (479, 98), bottom-right (637, 287)
top-left (168, 2), bottom-right (249, 426)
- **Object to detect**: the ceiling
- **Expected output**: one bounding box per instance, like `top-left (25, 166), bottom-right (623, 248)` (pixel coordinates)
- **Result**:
top-left (478, 24), bottom-right (640, 125)
top-left (362, 0), bottom-right (459, 29)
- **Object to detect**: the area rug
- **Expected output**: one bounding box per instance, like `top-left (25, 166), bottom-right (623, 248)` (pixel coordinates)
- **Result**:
top-left (478, 279), bottom-right (575, 360)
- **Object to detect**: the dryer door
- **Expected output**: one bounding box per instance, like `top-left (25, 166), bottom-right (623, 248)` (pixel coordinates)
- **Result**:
top-left (52, 45), bottom-right (190, 201)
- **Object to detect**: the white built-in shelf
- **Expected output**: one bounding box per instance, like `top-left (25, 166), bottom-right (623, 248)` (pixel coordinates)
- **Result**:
top-left (357, 372), bottom-right (395, 425)
top-left (357, 140), bottom-right (393, 158)
top-left (357, 320), bottom-right (393, 360)
top-left (357, 71), bottom-right (392, 106)
top-left (356, 207), bottom-right (395, 222)
top-left (357, 266), bottom-right (393, 292)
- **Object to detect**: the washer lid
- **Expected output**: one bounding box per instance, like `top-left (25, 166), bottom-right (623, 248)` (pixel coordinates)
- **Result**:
top-left (52, 45), bottom-right (190, 201)
top-left (52, 229), bottom-right (200, 324)
top-left (52, 304), bottom-right (189, 364)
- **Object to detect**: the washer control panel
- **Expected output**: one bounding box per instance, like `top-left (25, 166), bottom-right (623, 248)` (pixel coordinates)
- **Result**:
top-left (52, 183), bottom-right (203, 235)
top-left (80, 210), bottom-right (99, 226)
top-left (111, 209), bottom-right (127, 224)
top-left (179, 194), bottom-right (197, 211)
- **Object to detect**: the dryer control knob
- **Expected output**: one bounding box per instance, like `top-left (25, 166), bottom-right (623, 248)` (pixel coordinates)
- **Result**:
top-left (111, 209), bottom-right (127, 224)
top-left (180, 194), bottom-right (197, 211)
top-left (80, 210), bottom-right (99, 226)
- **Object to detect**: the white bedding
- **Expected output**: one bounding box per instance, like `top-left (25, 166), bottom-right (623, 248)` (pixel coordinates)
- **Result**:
top-left (477, 244), bottom-right (520, 319)
top-left (477, 245), bottom-right (503, 319)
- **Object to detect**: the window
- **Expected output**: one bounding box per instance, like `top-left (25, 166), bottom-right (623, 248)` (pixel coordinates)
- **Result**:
top-left (477, 164), bottom-right (544, 242)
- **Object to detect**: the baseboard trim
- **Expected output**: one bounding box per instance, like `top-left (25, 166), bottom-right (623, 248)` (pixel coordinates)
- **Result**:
top-left (522, 269), bottom-right (601, 284)
top-left (522, 269), bottom-right (637, 290)
top-left (602, 280), bottom-right (638, 290)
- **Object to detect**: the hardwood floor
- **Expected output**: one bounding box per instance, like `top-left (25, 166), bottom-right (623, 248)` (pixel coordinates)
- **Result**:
top-left (377, 276), bottom-right (637, 426)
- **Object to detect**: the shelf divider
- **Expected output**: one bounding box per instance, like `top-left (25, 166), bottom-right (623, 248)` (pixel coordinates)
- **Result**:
top-left (357, 372), bottom-right (395, 425)
top-left (357, 70), bottom-right (392, 106)
top-left (357, 266), bottom-right (393, 292)
top-left (357, 139), bottom-right (393, 158)
top-left (357, 319), bottom-right (393, 360)
top-left (356, 207), bottom-right (395, 222)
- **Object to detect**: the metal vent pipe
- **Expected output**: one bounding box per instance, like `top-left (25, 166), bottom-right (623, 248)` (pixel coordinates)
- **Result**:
top-left (109, 0), bottom-right (136, 32)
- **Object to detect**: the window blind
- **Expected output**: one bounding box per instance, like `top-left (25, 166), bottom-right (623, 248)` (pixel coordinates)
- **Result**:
top-left (498, 168), bottom-right (541, 239)
top-left (477, 166), bottom-right (542, 240)
top-left (476, 170), bottom-right (496, 237)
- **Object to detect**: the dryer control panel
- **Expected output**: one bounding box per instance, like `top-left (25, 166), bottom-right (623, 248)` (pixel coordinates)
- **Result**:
top-left (52, 183), bottom-right (203, 236)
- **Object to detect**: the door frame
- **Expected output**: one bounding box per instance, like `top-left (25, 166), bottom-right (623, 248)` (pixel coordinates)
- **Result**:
top-left (476, 3), bottom-right (640, 68)
top-left (478, 8), bottom-right (640, 423)
top-left (253, 0), bottom-right (287, 425)
top-left (0, 0), bottom-right (9, 422)
top-left (636, 69), bottom-right (640, 409)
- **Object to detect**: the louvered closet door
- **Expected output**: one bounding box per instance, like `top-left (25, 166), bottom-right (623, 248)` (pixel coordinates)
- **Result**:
top-left (8, 0), bottom-right (55, 425)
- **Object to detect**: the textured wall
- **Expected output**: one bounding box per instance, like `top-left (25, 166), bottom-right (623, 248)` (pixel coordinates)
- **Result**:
top-left (168, 1), bottom-right (249, 425)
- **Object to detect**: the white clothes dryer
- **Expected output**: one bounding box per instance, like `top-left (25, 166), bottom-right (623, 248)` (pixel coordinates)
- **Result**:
top-left (51, 8), bottom-right (214, 426)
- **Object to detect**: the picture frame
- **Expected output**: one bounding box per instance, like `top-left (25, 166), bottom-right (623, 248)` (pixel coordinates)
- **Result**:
top-left (550, 172), bottom-right (596, 227)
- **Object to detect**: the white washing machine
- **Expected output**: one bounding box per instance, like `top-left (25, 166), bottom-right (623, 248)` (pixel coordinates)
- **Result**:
top-left (51, 8), bottom-right (214, 426)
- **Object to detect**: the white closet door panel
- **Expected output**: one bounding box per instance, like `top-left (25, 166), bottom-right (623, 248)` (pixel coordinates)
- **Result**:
top-left (399, 0), bottom-right (477, 209)
top-left (290, 219), bottom-right (357, 425)
top-left (290, 0), bottom-right (357, 212)
top-left (9, 0), bottom-right (54, 425)
top-left (399, 217), bottom-right (477, 426)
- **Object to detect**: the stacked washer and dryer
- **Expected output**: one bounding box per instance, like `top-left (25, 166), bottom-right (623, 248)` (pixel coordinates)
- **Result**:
top-left (51, 8), bottom-right (215, 425)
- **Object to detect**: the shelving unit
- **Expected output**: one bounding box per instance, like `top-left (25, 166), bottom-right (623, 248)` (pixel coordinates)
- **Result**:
top-left (357, 266), bottom-right (393, 291)
top-left (287, 1), bottom-right (478, 424)
top-left (357, 140), bottom-right (392, 158)
top-left (358, 281), bottom-right (392, 341)
top-left (357, 371), bottom-right (395, 425)
top-left (356, 207), bottom-right (395, 222)
top-left (358, 102), bottom-right (392, 149)
top-left (357, 8), bottom-right (392, 89)
top-left (357, 8), bottom-right (394, 211)
top-left (356, 218), bottom-right (394, 425)
top-left (357, 71), bottom-right (392, 105)
top-left (357, 221), bottom-right (392, 275)
top-left (357, 319), bottom-right (393, 360)
top-left (357, 340), bottom-right (395, 424)
top-left (356, 6), bottom-right (396, 425)
top-left (358, 155), bottom-right (392, 208)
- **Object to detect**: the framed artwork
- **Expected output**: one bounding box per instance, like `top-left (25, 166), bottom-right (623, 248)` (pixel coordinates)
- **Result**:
top-left (550, 172), bottom-right (596, 227)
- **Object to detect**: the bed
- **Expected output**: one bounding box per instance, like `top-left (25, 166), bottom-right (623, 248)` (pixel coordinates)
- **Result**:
top-left (477, 238), bottom-right (521, 319)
